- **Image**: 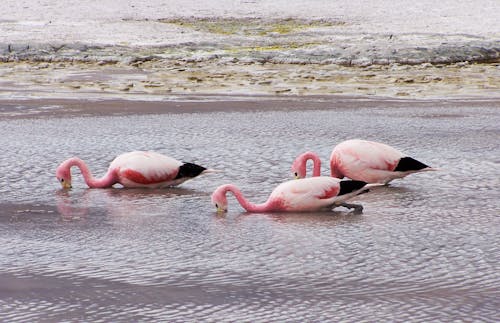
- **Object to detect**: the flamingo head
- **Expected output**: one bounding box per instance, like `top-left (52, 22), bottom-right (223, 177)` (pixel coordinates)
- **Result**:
top-left (55, 165), bottom-right (72, 189)
top-left (291, 156), bottom-right (307, 179)
top-left (211, 186), bottom-right (228, 213)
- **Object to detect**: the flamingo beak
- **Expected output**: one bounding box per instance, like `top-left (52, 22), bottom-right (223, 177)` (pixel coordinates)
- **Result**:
top-left (216, 206), bottom-right (227, 213)
top-left (61, 181), bottom-right (72, 189)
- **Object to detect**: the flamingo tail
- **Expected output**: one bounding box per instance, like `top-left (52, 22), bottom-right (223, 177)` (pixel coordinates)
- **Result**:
top-left (176, 162), bottom-right (209, 179)
top-left (394, 157), bottom-right (430, 172)
top-left (338, 180), bottom-right (368, 196)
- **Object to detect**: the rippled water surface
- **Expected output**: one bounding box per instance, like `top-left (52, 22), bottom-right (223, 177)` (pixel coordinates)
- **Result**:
top-left (1, 101), bottom-right (499, 322)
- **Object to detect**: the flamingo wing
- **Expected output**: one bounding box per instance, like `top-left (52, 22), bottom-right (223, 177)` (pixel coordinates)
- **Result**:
top-left (337, 139), bottom-right (403, 171)
top-left (111, 151), bottom-right (183, 186)
top-left (269, 177), bottom-right (344, 211)
top-left (331, 139), bottom-right (408, 183)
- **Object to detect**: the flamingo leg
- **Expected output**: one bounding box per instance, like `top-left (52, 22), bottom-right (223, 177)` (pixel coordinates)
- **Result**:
top-left (338, 202), bottom-right (364, 214)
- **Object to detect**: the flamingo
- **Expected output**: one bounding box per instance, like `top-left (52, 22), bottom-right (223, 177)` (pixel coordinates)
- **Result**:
top-left (291, 139), bottom-right (436, 184)
top-left (211, 176), bottom-right (369, 213)
top-left (56, 151), bottom-right (211, 189)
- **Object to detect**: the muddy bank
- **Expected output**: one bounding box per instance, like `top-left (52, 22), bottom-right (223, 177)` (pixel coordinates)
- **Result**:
top-left (2, 1), bottom-right (498, 100)
top-left (0, 60), bottom-right (499, 101)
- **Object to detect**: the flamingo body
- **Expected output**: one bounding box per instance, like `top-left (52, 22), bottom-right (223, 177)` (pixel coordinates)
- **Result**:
top-left (330, 139), bottom-right (432, 184)
top-left (211, 176), bottom-right (368, 213)
top-left (56, 151), bottom-right (209, 189)
top-left (111, 151), bottom-right (183, 188)
top-left (292, 139), bottom-right (434, 184)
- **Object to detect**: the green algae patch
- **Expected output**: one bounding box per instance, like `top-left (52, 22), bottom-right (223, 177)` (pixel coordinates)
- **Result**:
top-left (223, 42), bottom-right (321, 54)
top-left (158, 17), bottom-right (342, 36)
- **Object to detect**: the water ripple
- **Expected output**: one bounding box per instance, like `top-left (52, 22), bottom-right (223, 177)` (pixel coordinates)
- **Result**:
top-left (0, 104), bottom-right (499, 321)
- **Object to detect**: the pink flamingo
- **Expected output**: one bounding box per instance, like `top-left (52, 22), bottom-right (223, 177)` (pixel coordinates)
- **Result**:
top-left (56, 151), bottom-right (211, 189)
top-left (291, 139), bottom-right (436, 184)
top-left (211, 176), bottom-right (369, 213)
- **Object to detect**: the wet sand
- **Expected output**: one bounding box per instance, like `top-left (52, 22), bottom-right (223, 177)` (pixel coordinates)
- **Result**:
top-left (1, 94), bottom-right (499, 120)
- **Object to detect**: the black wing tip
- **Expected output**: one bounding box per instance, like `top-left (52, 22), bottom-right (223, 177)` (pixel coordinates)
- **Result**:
top-left (394, 157), bottom-right (430, 172)
top-left (175, 162), bottom-right (207, 179)
top-left (338, 180), bottom-right (368, 196)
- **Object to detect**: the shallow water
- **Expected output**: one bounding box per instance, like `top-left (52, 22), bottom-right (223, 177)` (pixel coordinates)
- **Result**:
top-left (0, 101), bottom-right (499, 321)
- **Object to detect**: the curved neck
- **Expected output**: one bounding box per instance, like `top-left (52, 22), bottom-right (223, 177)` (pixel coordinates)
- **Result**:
top-left (224, 185), bottom-right (271, 212)
top-left (329, 153), bottom-right (343, 178)
top-left (300, 152), bottom-right (322, 177)
top-left (64, 158), bottom-right (117, 188)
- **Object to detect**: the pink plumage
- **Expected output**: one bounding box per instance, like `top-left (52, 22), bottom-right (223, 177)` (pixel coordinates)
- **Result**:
top-left (56, 151), bottom-right (209, 188)
top-left (292, 139), bottom-right (435, 184)
top-left (211, 176), bottom-right (368, 213)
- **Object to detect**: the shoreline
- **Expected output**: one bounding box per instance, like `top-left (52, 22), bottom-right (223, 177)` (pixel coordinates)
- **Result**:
top-left (1, 1), bottom-right (498, 109)
top-left (1, 60), bottom-right (499, 104)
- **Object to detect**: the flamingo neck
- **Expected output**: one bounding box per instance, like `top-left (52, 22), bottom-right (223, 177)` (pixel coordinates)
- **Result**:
top-left (300, 152), bottom-right (322, 177)
top-left (330, 153), bottom-right (344, 178)
top-left (224, 185), bottom-right (271, 212)
top-left (64, 158), bottom-right (117, 188)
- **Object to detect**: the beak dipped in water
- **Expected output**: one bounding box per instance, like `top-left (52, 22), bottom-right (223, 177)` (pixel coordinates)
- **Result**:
top-left (216, 205), bottom-right (227, 213)
top-left (61, 181), bottom-right (72, 189)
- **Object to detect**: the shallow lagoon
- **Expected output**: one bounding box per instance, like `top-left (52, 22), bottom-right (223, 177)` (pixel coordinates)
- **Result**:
top-left (0, 99), bottom-right (499, 321)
